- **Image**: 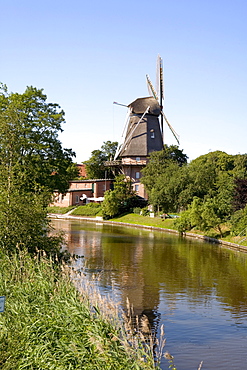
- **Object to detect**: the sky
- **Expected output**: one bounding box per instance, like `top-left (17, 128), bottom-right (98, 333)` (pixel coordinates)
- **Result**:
top-left (1, 0), bottom-right (247, 163)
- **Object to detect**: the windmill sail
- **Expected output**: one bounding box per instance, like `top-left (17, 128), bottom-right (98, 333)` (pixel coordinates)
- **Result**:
top-left (146, 55), bottom-right (180, 145)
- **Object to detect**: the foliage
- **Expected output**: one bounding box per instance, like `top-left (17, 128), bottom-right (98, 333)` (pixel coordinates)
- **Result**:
top-left (84, 141), bottom-right (118, 179)
top-left (102, 175), bottom-right (141, 219)
top-left (232, 178), bottom-right (247, 211)
top-left (174, 209), bottom-right (192, 234)
top-left (175, 195), bottom-right (231, 237)
top-left (71, 203), bottom-right (101, 216)
top-left (0, 84), bottom-right (78, 194)
top-left (230, 205), bottom-right (247, 236)
top-left (0, 250), bottom-right (157, 369)
top-left (0, 84), bottom-right (76, 254)
top-left (142, 148), bottom-right (247, 232)
top-left (141, 145), bottom-right (188, 212)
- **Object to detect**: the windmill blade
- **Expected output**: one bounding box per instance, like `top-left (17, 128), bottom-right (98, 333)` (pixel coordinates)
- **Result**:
top-left (162, 111), bottom-right (180, 145)
top-left (146, 75), bottom-right (158, 100)
top-left (114, 109), bottom-right (131, 159)
top-left (156, 54), bottom-right (164, 102)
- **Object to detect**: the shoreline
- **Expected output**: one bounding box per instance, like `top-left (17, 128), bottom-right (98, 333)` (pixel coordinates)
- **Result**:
top-left (49, 213), bottom-right (247, 253)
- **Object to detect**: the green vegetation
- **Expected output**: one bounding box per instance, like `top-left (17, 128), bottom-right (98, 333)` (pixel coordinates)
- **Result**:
top-left (102, 175), bottom-right (146, 219)
top-left (0, 250), bottom-right (158, 369)
top-left (47, 205), bottom-right (76, 214)
top-left (111, 213), bottom-right (176, 230)
top-left (141, 148), bottom-right (247, 240)
top-left (0, 84), bottom-right (77, 255)
top-left (84, 141), bottom-right (118, 179)
top-left (71, 203), bottom-right (102, 216)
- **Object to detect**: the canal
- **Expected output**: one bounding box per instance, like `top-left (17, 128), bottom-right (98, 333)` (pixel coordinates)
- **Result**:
top-left (52, 218), bottom-right (247, 370)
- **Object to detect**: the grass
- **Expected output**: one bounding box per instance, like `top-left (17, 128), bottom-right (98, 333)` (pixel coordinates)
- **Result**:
top-left (47, 205), bottom-right (76, 214)
top-left (0, 250), bottom-right (159, 369)
top-left (111, 213), bottom-right (247, 247)
top-left (70, 203), bottom-right (101, 217)
top-left (111, 213), bottom-right (177, 230)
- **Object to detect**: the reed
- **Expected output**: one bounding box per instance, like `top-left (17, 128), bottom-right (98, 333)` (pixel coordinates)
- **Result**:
top-left (0, 250), bottom-right (160, 369)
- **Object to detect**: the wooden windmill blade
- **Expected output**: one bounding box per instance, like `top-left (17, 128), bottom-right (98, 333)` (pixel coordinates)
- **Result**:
top-left (156, 54), bottom-right (164, 103)
top-left (146, 55), bottom-right (180, 145)
top-left (162, 111), bottom-right (180, 145)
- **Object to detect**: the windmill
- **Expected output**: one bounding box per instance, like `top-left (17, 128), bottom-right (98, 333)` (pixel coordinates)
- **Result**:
top-left (146, 55), bottom-right (179, 144)
top-left (107, 55), bottom-right (179, 199)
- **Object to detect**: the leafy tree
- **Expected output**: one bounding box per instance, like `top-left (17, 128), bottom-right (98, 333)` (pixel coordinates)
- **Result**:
top-left (84, 141), bottom-right (118, 179)
top-left (232, 178), bottom-right (247, 211)
top-left (102, 175), bottom-right (139, 218)
top-left (0, 84), bottom-right (77, 253)
top-left (141, 145), bottom-right (188, 212)
top-left (231, 205), bottom-right (247, 236)
top-left (0, 84), bottom-right (78, 194)
top-left (141, 145), bottom-right (187, 191)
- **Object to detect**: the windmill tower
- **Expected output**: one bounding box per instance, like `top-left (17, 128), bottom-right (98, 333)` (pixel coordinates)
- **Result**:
top-left (106, 56), bottom-right (179, 199)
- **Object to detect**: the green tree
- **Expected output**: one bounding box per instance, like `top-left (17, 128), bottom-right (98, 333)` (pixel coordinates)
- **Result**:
top-left (0, 84), bottom-right (78, 194)
top-left (0, 84), bottom-right (77, 253)
top-left (102, 175), bottom-right (138, 218)
top-left (141, 145), bottom-right (188, 212)
top-left (84, 141), bottom-right (118, 179)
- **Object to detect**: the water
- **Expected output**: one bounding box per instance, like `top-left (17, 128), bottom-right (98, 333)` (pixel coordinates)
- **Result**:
top-left (52, 218), bottom-right (247, 369)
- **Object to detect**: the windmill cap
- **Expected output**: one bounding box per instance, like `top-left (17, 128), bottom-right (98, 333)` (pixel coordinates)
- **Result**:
top-left (128, 97), bottom-right (161, 116)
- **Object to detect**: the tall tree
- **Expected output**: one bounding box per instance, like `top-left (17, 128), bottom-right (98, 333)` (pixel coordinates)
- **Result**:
top-left (84, 141), bottom-right (118, 179)
top-left (141, 145), bottom-right (188, 212)
top-left (0, 84), bottom-right (77, 253)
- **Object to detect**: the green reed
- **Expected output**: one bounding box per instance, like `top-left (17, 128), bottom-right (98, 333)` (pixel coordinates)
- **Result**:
top-left (0, 250), bottom-right (158, 370)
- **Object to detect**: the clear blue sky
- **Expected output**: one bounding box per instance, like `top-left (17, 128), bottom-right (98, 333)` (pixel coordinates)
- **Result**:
top-left (1, 0), bottom-right (247, 162)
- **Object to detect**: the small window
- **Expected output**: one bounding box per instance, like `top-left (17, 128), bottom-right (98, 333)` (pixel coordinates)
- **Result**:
top-left (135, 172), bottom-right (140, 179)
top-left (136, 157), bottom-right (140, 161)
top-left (150, 129), bottom-right (155, 138)
top-left (135, 184), bottom-right (139, 192)
top-left (75, 195), bottom-right (79, 203)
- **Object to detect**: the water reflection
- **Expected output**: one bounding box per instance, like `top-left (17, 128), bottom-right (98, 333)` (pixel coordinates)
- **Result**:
top-left (52, 219), bottom-right (247, 369)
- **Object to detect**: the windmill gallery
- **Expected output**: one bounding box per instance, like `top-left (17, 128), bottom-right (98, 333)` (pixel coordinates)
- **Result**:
top-left (52, 56), bottom-right (179, 207)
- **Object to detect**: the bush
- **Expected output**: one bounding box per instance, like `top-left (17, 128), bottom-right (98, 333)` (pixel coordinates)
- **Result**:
top-left (140, 207), bottom-right (150, 216)
top-left (174, 210), bottom-right (192, 234)
top-left (133, 207), bottom-right (142, 215)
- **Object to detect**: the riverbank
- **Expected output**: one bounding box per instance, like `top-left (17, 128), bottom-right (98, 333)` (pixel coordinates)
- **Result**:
top-left (0, 250), bottom-right (158, 369)
top-left (49, 212), bottom-right (247, 253)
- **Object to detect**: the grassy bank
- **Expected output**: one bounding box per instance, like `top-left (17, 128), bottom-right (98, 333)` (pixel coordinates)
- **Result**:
top-left (110, 214), bottom-right (247, 247)
top-left (0, 250), bottom-right (159, 369)
top-left (48, 206), bottom-right (247, 247)
top-left (47, 205), bottom-right (76, 214)
top-left (111, 213), bottom-right (176, 230)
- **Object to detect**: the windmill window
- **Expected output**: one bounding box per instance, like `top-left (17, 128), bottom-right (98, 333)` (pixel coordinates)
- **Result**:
top-left (135, 172), bottom-right (140, 179)
top-left (136, 157), bottom-right (140, 161)
top-left (135, 184), bottom-right (139, 192)
top-left (150, 129), bottom-right (155, 138)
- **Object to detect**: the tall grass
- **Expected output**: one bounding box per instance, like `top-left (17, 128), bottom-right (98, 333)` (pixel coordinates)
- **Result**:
top-left (0, 250), bottom-right (159, 369)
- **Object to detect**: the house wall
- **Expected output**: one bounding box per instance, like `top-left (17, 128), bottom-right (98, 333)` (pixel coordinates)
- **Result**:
top-left (120, 156), bottom-right (148, 199)
top-left (51, 179), bottom-right (113, 207)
